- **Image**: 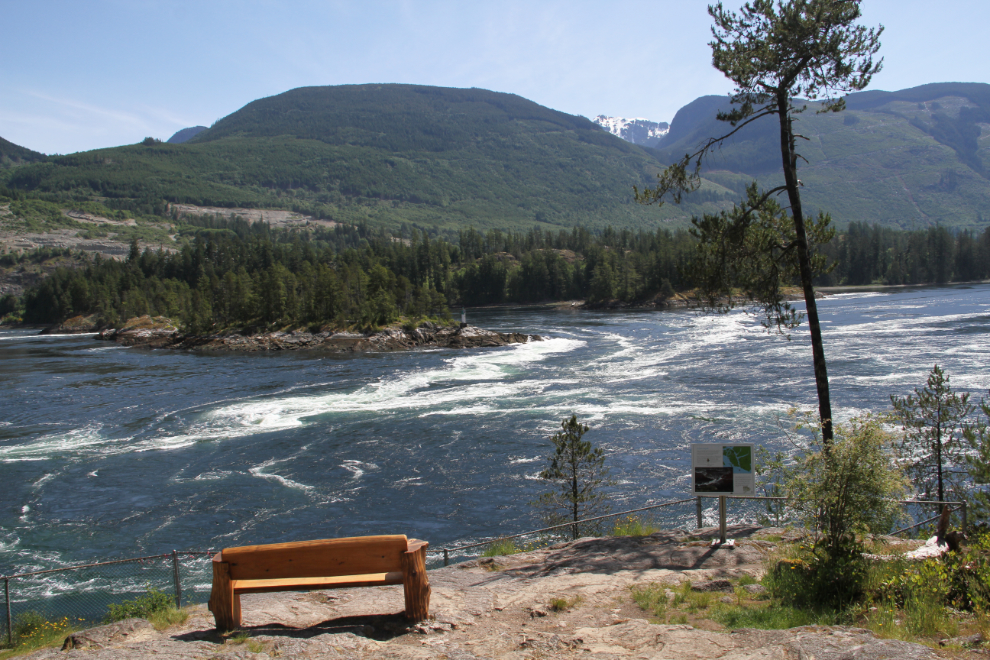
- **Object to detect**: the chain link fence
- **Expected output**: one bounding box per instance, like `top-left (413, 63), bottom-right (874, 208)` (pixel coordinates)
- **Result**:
top-left (2, 551), bottom-right (215, 646)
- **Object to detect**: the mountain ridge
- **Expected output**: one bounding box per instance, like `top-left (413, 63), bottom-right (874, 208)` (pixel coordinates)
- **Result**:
top-left (1, 84), bottom-right (736, 232)
top-left (651, 82), bottom-right (990, 229)
top-left (0, 136), bottom-right (46, 170)
top-left (2, 82), bottom-right (989, 231)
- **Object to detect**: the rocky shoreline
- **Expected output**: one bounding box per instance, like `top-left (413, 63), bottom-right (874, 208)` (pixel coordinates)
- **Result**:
top-left (85, 315), bottom-right (541, 352)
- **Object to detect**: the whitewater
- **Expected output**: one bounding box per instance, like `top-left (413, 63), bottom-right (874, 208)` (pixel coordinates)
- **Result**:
top-left (1, 283), bottom-right (987, 583)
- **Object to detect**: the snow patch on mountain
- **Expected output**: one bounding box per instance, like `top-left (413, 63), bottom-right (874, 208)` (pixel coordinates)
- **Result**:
top-left (593, 115), bottom-right (669, 148)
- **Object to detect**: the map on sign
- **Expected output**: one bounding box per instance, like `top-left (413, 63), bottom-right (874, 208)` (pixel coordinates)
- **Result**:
top-left (691, 444), bottom-right (755, 495)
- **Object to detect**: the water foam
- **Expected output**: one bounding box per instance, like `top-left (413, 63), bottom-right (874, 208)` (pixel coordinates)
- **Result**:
top-left (0, 424), bottom-right (113, 463)
top-left (249, 458), bottom-right (314, 493)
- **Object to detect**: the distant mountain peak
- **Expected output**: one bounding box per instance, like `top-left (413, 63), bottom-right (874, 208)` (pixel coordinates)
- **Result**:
top-left (593, 115), bottom-right (669, 147)
top-left (167, 126), bottom-right (208, 144)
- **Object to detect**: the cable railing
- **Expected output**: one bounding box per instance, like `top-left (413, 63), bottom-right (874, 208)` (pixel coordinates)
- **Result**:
top-left (1, 496), bottom-right (968, 645)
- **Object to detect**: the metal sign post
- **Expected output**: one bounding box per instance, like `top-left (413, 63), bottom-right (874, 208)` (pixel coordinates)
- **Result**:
top-left (691, 443), bottom-right (753, 546)
top-left (4, 577), bottom-right (11, 647)
top-left (719, 496), bottom-right (727, 544)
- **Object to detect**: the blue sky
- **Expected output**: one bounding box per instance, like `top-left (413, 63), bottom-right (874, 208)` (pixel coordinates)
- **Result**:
top-left (2, 0), bottom-right (988, 155)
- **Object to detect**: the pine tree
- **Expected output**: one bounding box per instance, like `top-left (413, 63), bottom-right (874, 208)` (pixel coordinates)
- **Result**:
top-left (963, 394), bottom-right (990, 523)
top-left (533, 416), bottom-right (612, 540)
top-left (891, 365), bottom-right (974, 505)
top-left (637, 0), bottom-right (883, 445)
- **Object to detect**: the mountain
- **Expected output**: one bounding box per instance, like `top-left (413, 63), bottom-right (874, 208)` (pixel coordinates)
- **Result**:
top-left (652, 83), bottom-right (990, 229)
top-left (0, 136), bottom-right (45, 170)
top-left (5, 82), bottom-right (988, 233)
top-left (167, 126), bottom-right (208, 144)
top-left (0, 84), bottom-right (735, 232)
top-left (593, 116), bottom-right (670, 148)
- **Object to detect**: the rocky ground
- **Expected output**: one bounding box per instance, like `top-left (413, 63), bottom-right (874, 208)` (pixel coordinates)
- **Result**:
top-left (19, 526), bottom-right (971, 659)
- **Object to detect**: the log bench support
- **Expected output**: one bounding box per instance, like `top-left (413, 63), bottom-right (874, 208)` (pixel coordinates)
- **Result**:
top-left (208, 535), bottom-right (430, 631)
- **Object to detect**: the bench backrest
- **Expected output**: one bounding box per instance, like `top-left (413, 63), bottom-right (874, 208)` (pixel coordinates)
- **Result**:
top-left (221, 534), bottom-right (408, 580)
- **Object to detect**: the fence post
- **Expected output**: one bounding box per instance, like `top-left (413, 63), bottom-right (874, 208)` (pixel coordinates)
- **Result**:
top-left (718, 496), bottom-right (727, 544)
top-left (171, 551), bottom-right (182, 608)
top-left (5, 577), bottom-right (11, 647)
top-left (696, 497), bottom-right (703, 529)
top-left (443, 549), bottom-right (449, 567)
top-left (961, 501), bottom-right (968, 535)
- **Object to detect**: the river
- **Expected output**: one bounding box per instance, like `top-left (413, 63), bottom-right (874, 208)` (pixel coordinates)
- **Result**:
top-left (1, 283), bottom-right (988, 581)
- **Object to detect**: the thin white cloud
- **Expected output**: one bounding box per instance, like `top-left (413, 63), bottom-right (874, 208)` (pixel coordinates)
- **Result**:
top-left (25, 90), bottom-right (151, 129)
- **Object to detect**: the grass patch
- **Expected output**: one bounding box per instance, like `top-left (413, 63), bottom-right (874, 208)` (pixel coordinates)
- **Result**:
top-left (549, 595), bottom-right (583, 612)
top-left (611, 515), bottom-right (661, 537)
top-left (630, 583), bottom-right (668, 620)
top-left (481, 538), bottom-right (521, 557)
top-left (225, 630), bottom-right (266, 653)
top-left (737, 574), bottom-right (758, 587)
top-left (711, 603), bottom-right (840, 629)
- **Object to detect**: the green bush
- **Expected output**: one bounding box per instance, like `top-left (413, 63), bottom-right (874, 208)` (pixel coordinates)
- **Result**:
top-left (785, 414), bottom-right (908, 553)
top-left (765, 536), bottom-right (869, 609)
top-left (105, 587), bottom-right (175, 623)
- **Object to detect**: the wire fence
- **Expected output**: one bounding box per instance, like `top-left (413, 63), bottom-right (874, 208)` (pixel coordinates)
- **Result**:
top-left (2, 551), bottom-right (215, 646)
top-left (425, 496), bottom-right (967, 568)
top-left (1, 496), bottom-right (968, 645)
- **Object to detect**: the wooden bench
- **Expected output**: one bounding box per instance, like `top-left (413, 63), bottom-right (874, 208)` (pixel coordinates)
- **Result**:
top-left (207, 534), bottom-right (430, 631)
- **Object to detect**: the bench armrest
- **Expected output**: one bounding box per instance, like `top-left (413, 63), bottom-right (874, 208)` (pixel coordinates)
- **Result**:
top-left (406, 538), bottom-right (429, 553)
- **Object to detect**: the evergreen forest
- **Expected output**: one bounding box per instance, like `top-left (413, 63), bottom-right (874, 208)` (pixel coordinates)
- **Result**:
top-left (3, 206), bottom-right (988, 334)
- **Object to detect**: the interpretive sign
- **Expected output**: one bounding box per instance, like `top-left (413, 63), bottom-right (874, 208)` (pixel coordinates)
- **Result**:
top-left (691, 444), bottom-right (755, 496)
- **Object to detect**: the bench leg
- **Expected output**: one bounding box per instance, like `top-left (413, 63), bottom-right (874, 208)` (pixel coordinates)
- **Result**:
top-left (208, 559), bottom-right (241, 632)
top-left (401, 545), bottom-right (431, 621)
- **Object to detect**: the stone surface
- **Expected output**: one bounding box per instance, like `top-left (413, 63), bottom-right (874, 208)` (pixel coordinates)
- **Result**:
top-left (19, 527), bottom-right (943, 659)
top-left (691, 579), bottom-right (734, 592)
top-left (61, 618), bottom-right (158, 650)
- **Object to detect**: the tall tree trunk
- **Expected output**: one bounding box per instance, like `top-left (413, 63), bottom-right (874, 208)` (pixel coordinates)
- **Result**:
top-left (777, 97), bottom-right (834, 444)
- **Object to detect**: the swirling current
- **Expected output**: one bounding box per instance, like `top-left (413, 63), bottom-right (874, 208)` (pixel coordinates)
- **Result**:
top-left (1, 284), bottom-right (988, 584)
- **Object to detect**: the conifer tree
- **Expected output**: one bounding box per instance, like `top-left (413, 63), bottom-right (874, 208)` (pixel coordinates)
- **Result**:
top-left (891, 365), bottom-right (973, 505)
top-left (637, 0), bottom-right (884, 444)
top-left (533, 416), bottom-right (612, 540)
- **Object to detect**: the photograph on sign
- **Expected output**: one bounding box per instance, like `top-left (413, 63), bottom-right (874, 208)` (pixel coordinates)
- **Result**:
top-left (691, 443), bottom-right (754, 495)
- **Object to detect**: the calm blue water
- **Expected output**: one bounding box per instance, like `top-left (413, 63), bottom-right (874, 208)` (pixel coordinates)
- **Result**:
top-left (2, 284), bottom-right (988, 580)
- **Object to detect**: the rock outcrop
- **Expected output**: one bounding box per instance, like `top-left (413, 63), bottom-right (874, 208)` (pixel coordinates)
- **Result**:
top-left (38, 314), bottom-right (102, 334)
top-left (20, 527), bottom-right (943, 659)
top-left (95, 316), bottom-right (541, 352)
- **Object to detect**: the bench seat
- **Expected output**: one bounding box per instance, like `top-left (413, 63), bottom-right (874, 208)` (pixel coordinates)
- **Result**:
top-left (208, 534), bottom-right (429, 631)
top-left (231, 571), bottom-right (405, 595)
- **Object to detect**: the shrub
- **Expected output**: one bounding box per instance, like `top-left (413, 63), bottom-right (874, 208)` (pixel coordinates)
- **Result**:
top-left (765, 537), bottom-right (869, 609)
top-left (105, 587), bottom-right (175, 623)
top-left (785, 414), bottom-right (908, 553)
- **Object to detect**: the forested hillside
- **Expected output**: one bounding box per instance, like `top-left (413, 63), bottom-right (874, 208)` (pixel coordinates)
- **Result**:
top-left (0, 136), bottom-right (46, 170)
top-left (0, 85), bottom-right (736, 234)
top-left (2, 83), bottom-right (988, 240)
top-left (4, 210), bottom-right (988, 333)
top-left (652, 83), bottom-right (990, 229)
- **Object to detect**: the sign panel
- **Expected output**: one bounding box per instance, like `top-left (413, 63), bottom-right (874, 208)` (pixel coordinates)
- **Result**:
top-left (691, 443), bottom-right (755, 496)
